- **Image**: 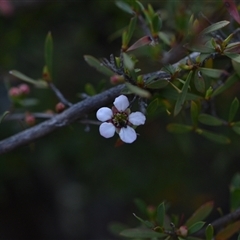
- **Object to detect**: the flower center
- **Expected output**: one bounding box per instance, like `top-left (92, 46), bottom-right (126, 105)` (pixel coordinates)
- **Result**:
top-left (112, 112), bottom-right (128, 128)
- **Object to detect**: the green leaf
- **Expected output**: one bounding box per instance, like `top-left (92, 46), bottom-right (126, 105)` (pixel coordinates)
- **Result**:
top-left (108, 222), bottom-right (129, 236)
top-left (185, 201), bottom-right (213, 228)
top-left (167, 124), bottom-right (193, 134)
top-left (133, 213), bottom-right (155, 228)
top-left (44, 31), bottom-right (53, 81)
top-left (120, 228), bottom-right (166, 238)
top-left (238, 233), bottom-right (240, 240)
top-left (134, 198), bottom-right (148, 216)
top-left (125, 82), bottom-right (151, 98)
top-left (191, 101), bottom-right (199, 127)
top-left (228, 97), bottom-right (239, 122)
top-left (174, 71), bottom-right (193, 116)
top-left (200, 20), bottom-right (229, 35)
top-left (184, 44), bottom-right (215, 53)
top-left (212, 73), bottom-right (239, 97)
top-left (198, 114), bottom-right (223, 126)
top-left (205, 224), bottom-right (214, 240)
top-left (225, 52), bottom-right (240, 63)
top-left (232, 125), bottom-right (240, 135)
top-left (84, 55), bottom-right (114, 77)
top-left (215, 221), bottom-right (240, 240)
top-left (151, 13), bottom-right (162, 34)
top-left (126, 16), bottom-right (137, 45)
top-left (194, 70), bottom-right (205, 93)
top-left (115, 1), bottom-right (134, 14)
top-left (0, 111), bottom-right (9, 124)
top-left (123, 53), bottom-right (135, 70)
top-left (84, 83), bottom-right (96, 96)
top-left (188, 221), bottom-right (205, 235)
top-left (9, 70), bottom-right (48, 88)
top-left (232, 59), bottom-right (240, 77)
top-left (146, 79), bottom-right (168, 89)
top-left (199, 67), bottom-right (225, 78)
top-left (147, 98), bottom-right (159, 116)
top-left (195, 129), bottom-right (230, 144)
top-left (157, 202), bottom-right (165, 227)
top-left (230, 173), bottom-right (240, 211)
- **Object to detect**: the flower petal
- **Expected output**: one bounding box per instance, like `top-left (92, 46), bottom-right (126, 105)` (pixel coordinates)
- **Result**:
top-left (119, 126), bottom-right (137, 143)
top-left (128, 112), bottom-right (146, 126)
top-left (96, 107), bottom-right (113, 122)
top-left (113, 95), bottom-right (129, 112)
top-left (99, 122), bottom-right (115, 138)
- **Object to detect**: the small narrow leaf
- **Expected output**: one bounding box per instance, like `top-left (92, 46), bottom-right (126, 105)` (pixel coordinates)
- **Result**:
top-left (9, 70), bottom-right (48, 88)
top-left (185, 201), bottom-right (214, 228)
top-left (125, 82), bottom-right (151, 98)
top-left (45, 31), bottom-right (53, 81)
top-left (191, 101), bottom-right (199, 127)
top-left (205, 224), bottom-right (214, 240)
top-left (223, 0), bottom-right (240, 24)
top-left (199, 67), bottom-right (226, 78)
top-left (126, 16), bottom-right (137, 45)
top-left (194, 70), bottom-right (205, 93)
top-left (146, 79), bottom-right (168, 89)
top-left (0, 111), bottom-right (9, 124)
top-left (123, 53), bottom-right (135, 70)
top-left (147, 98), bottom-right (159, 116)
top-left (174, 71), bottom-right (193, 116)
top-left (84, 55), bottom-right (114, 77)
top-left (151, 13), bottom-right (162, 34)
top-left (115, 1), bottom-right (134, 14)
top-left (127, 36), bottom-right (152, 52)
top-left (120, 228), bottom-right (166, 238)
top-left (196, 129), bottom-right (230, 144)
top-left (134, 198), bottom-right (148, 216)
top-left (157, 202), bottom-right (165, 226)
top-left (215, 221), bottom-right (240, 240)
top-left (200, 20), bottom-right (230, 35)
top-left (167, 124), bottom-right (193, 133)
top-left (212, 73), bottom-right (239, 97)
top-left (228, 97), bottom-right (239, 122)
top-left (198, 114), bottom-right (223, 126)
top-left (133, 213), bottom-right (154, 228)
top-left (188, 221), bottom-right (205, 235)
top-left (225, 52), bottom-right (240, 63)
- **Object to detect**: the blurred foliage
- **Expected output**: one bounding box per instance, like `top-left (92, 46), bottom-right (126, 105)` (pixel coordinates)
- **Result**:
top-left (1, 0), bottom-right (240, 239)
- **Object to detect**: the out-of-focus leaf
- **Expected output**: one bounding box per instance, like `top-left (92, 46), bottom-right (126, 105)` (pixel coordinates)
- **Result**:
top-left (146, 79), bottom-right (168, 89)
top-left (188, 221), bottom-right (205, 235)
top-left (232, 59), bottom-right (240, 77)
top-left (185, 201), bottom-right (214, 228)
top-left (125, 82), bottom-right (151, 98)
top-left (120, 228), bottom-right (166, 238)
top-left (151, 13), bottom-right (162, 34)
top-left (198, 114), bottom-right (223, 126)
top-left (194, 70), bottom-right (205, 93)
top-left (205, 224), bottom-right (214, 240)
top-left (200, 20), bottom-right (229, 35)
top-left (228, 97), bottom-right (239, 122)
top-left (45, 32), bottom-right (53, 81)
top-left (157, 202), bottom-right (165, 226)
top-left (174, 71), bottom-right (193, 116)
top-left (133, 213), bottom-right (155, 228)
top-left (230, 173), bottom-right (240, 211)
top-left (115, 1), bottom-right (134, 14)
top-left (9, 70), bottom-right (48, 88)
top-left (126, 16), bottom-right (137, 45)
top-left (215, 221), bottom-right (240, 240)
top-left (123, 53), bottom-right (135, 70)
top-left (167, 124), bottom-right (192, 133)
top-left (225, 42), bottom-right (240, 53)
top-left (223, 0), bottom-right (240, 24)
top-left (20, 98), bottom-right (39, 107)
top-left (127, 36), bottom-right (152, 52)
top-left (196, 129), bottom-right (230, 144)
top-left (0, 111), bottom-right (9, 124)
top-left (225, 52), bottom-right (240, 63)
top-left (191, 101), bottom-right (199, 127)
top-left (84, 55), bottom-right (114, 77)
top-left (184, 44), bottom-right (215, 53)
top-left (147, 98), bottom-right (159, 115)
top-left (212, 73), bottom-right (239, 97)
top-left (84, 83), bottom-right (96, 96)
top-left (134, 198), bottom-right (148, 216)
top-left (108, 222), bottom-right (129, 236)
top-left (199, 67), bottom-right (226, 78)
top-left (158, 32), bottom-right (171, 45)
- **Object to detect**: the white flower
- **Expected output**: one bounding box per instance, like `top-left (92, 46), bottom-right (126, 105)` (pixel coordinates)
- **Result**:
top-left (96, 95), bottom-right (146, 143)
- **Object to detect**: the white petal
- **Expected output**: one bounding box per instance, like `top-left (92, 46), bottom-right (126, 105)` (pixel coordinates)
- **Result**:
top-left (113, 95), bottom-right (129, 111)
top-left (128, 112), bottom-right (146, 126)
top-left (99, 122), bottom-right (115, 138)
top-left (119, 126), bottom-right (137, 143)
top-left (96, 107), bottom-right (113, 121)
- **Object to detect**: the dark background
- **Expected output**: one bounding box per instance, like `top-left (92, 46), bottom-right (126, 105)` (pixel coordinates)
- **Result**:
top-left (0, 0), bottom-right (240, 239)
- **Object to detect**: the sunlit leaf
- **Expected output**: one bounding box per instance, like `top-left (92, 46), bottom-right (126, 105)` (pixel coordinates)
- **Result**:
top-left (9, 70), bottom-right (48, 88)
top-left (198, 114), bottom-right (223, 126)
top-left (188, 221), bottom-right (205, 235)
top-left (212, 73), bottom-right (240, 97)
top-left (205, 224), bottom-right (214, 240)
top-left (125, 82), bottom-right (151, 98)
top-left (157, 202), bottom-right (165, 226)
top-left (228, 97), bottom-right (239, 122)
top-left (185, 201), bottom-right (214, 228)
top-left (215, 221), bottom-right (240, 240)
top-left (120, 228), bottom-right (166, 238)
top-left (200, 20), bottom-right (229, 35)
top-left (84, 55), bottom-right (114, 77)
top-left (167, 124), bottom-right (193, 133)
top-left (45, 31), bottom-right (53, 81)
top-left (196, 129), bottom-right (230, 144)
top-left (174, 71), bottom-right (193, 116)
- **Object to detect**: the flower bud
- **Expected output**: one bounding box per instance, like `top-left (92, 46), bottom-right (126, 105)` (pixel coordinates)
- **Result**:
top-left (55, 102), bottom-right (65, 113)
top-left (8, 87), bottom-right (21, 97)
top-left (110, 75), bottom-right (125, 85)
top-left (25, 113), bottom-right (36, 126)
top-left (177, 225), bottom-right (188, 237)
top-left (18, 84), bottom-right (30, 95)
